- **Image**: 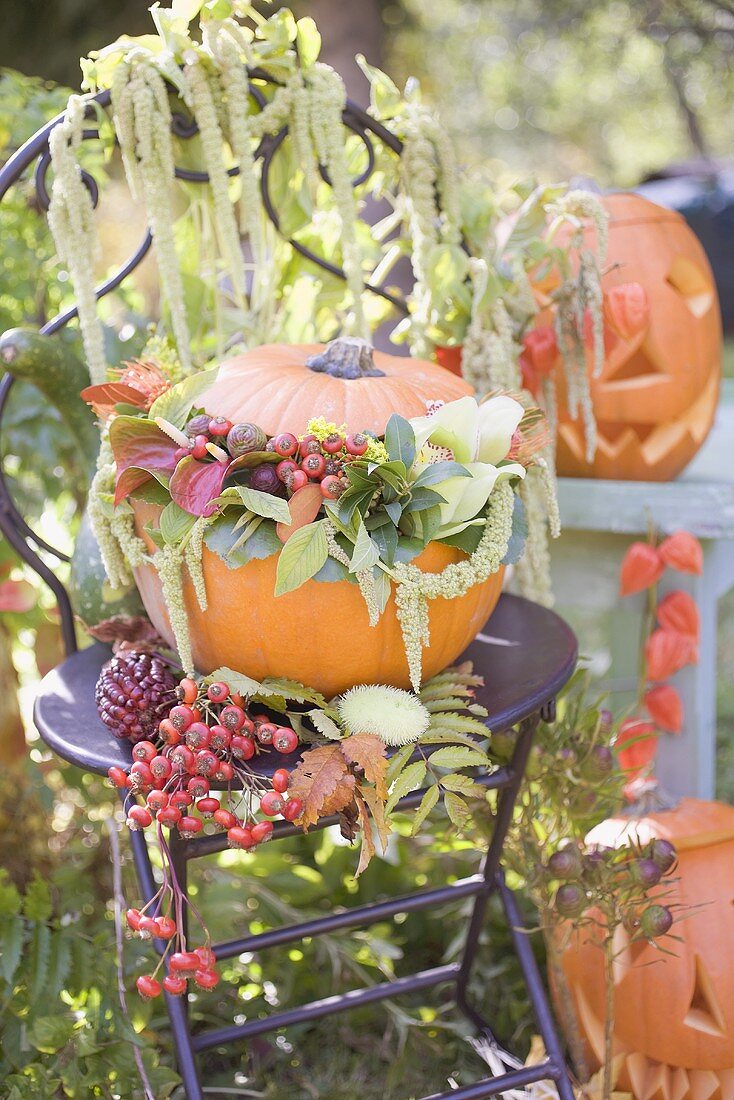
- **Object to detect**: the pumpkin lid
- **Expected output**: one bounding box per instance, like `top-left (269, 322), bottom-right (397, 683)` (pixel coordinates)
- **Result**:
top-left (586, 798), bottom-right (734, 853)
top-left (602, 191), bottom-right (685, 229)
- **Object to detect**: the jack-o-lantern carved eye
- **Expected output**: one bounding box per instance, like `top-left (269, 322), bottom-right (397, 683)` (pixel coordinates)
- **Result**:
top-left (666, 257), bottom-right (715, 319)
top-left (684, 954), bottom-right (726, 1037)
top-left (604, 346), bottom-right (663, 386)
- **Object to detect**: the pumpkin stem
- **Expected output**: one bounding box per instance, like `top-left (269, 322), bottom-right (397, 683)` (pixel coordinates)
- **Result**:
top-left (306, 337), bottom-right (385, 379)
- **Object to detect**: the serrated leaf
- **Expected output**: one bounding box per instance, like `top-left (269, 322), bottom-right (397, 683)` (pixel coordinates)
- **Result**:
top-left (148, 366), bottom-right (218, 428)
top-left (257, 678), bottom-right (329, 709)
top-left (384, 413), bottom-right (416, 468)
top-left (386, 760), bottom-right (427, 814)
top-left (46, 929), bottom-right (73, 998)
top-left (307, 709), bottom-right (343, 740)
top-left (410, 784), bottom-right (439, 835)
top-left (444, 791), bottom-right (472, 830)
top-left (354, 792), bottom-right (377, 876)
top-left (359, 783), bottom-right (390, 852)
top-left (425, 696), bottom-right (474, 712)
top-left (386, 743), bottom-right (417, 785)
top-left (23, 873), bottom-right (52, 922)
top-left (207, 667), bottom-right (261, 698)
top-left (159, 501), bottom-right (197, 545)
top-left (427, 745), bottom-right (490, 769)
top-left (440, 773), bottom-right (485, 797)
top-left (233, 486), bottom-right (291, 523)
top-left (420, 730), bottom-right (483, 749)
top-left (0, 873), bottom-right (21, 917)
top-left (275, 520), bottom-right (328, 595)
top-left (433, 713), bottom-right (490, 735)
top-left (341, 733), bottom-right (388, 799)
top-left (28, 922), bottom-right (51, 1004)
top-left (0, 915), bottom-right (24, 985)
top-left (288, 745), bottom-right (354, 829)
top-left (349, 520), bottom-right (380, 573)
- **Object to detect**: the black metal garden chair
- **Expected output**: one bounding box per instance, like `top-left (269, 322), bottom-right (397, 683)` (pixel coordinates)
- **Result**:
top-left (0, 80), bottom-right (577, 1100)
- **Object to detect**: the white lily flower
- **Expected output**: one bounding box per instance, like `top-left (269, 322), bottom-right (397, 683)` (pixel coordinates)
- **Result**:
top-left (435, 460), bottom-right (526, 538)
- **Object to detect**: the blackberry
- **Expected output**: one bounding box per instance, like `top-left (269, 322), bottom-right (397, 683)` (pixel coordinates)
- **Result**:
top-left (95, 650), bottom-right (178, 743)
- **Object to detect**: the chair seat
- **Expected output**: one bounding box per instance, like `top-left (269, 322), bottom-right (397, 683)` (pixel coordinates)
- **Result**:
top-left (33, 593), bottom-right (577, 778)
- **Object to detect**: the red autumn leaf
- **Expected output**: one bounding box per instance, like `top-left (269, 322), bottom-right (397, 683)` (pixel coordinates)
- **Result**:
top-left (340, 733), bottom-right (389, 801)
top-left (658, 531), bottom-right (703, 575)
top-left (276, 483), bottom-right (325, 544)
top-left (169, 455), bottom-right (230, 517)
top-left (644, 684), bottom-right (683, 734)
top-left (0, 579), bottom-right (36, 613)
top-left (81, 382), bottom-right (149, 419)
top-left (657, 590), bottom-right (699, 642)
top-left (616, 717), bottom-right (658, 775)
top-left (645, 628), bottom-right (693, 681)
top-left (619, 542), bottom-right (664, 596)
top-left (109, 416), bottom-right (180, 504)
top-left (287, 744), bottom-right (355, 829)
top-left (602, 283), bottom-right (650, 341)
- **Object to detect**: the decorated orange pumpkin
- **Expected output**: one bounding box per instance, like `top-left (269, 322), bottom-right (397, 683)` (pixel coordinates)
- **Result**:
top-left (131, 339), bottom-right (505, 695)
top-left (555, 193), bottom-right (722, 482)
top-left (560, 799), bottom-right (734, 1099)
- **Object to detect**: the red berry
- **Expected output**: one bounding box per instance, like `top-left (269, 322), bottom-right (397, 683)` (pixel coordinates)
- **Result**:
top-left (170, 951), bottom-right (200, 973)
top-left (271, 768), bottom-right (290, 793)
top-left (345, 433), bottom-right (369, 456)
top-left (276, 458), bottom-right (298, 482)
top-left (170, 745), bottom-right (195, 773)
top-left (273, 727), bottom-right (299, 754)
top-left (156, 916), bottom-right (177, 939)
top-left (163, 974), bottom-right (188, 996)
top-left (231, 735), bottom-right (256, 761)
top-left (137, 915), bottom-right (160, 938)
top-left (209, 416), bottom-right (232, 437)
top-left (260, 790), bottom-right (285, 817)
top-left (213, 808), bottom-right (238, 830)
top-left (256, 722), bottom-right (276, 746)
top-left (194, 968), bottom-right (219, 989)
top-left (320, 475), bottom-right (343, 499)
top-left (169, 705), bottom-right (195, 732)
top-left (158, 719), bottom-right (181, 746)
top-left (194, 946), bottom-right (217, 968)
top-left (108, 766), bottom-right (128, 788)
top-left (187, 775), bottom-right (209, 799)
top-left (132, 740), bottom-right (157, 763)
top-left (126, 908), bottom-right (142, 930)
top-left (157, 806), bottom-right (182, 827)
top-left (301, 453), bottom-right (326, 480)
top-left (127, 805), bottom-right (153, 830)
top-left (274, 432), bottom-right (299, 457)
top-left (129, 761), bottom-right (153, 789)
top-left (178, 815), bottom-right (203, 837)
top-left (185, 722), bottom-right (211, 750)
top-left (227, 825), bottom-right (254, 849)
top-left (251, 820), bottom-right (274, 845)
top-left (195, 749), bottom-right (218, 776)
top-left (322, 433), bottom-right (345, 454)
top-left (192, 434), bottom-right (209, 459)
top-left (179, 678), bottom-right (198, 705)
top-left (209, 724), bottom-right (231, 751)
top-left (170, 790), bottom-right (194, 812)
top-left (219, 706), bottom-right (246, 732)
top-left (197, 797), bottom-right (220, 818)
top-left (214, 760), bottom-right (235, 782)
top-left (136, 975), bottom-right (162, 999)
top-left (207, 681), bottom-right (230, 703)
top-left (283, 797), bottom-right (303, 822)
top-left (147, 790), bottom-right (169, 812)
top-left (299, 437), bottom-right (320, 456)
top-left (150, 755), bottom-right (172, 780)
top-left (285, 468), bottom-right (308, 493)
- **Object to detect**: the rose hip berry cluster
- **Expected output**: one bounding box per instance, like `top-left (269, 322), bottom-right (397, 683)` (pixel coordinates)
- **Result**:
top-left (104, 672), bottom-right (304, 999)
top-left (270, 429), bottom-right (368, 500)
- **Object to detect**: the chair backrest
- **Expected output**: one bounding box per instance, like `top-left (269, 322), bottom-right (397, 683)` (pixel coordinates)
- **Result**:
top-left (0, 71), bottom-right (409, 658)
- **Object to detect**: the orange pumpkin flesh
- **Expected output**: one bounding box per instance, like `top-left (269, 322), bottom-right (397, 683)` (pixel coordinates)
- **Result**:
top-left (202, 341), bottom-right (473, 436)
top-left (560, 799), bottom-right (734, 1095)
top-left (133, 501), bottom-right (503, 695)
top-left (553, 193), bottom-right (722, 482)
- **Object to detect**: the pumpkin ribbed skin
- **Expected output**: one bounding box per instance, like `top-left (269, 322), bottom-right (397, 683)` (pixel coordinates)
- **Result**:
top-left (560, 799), bottom-right (734, 1086)
top-left (132, 501), bottom-right (503, 695)
top-left (554, 193), bottom-right (722, 482)
top-left (201, 343), bottom-right (473, 436)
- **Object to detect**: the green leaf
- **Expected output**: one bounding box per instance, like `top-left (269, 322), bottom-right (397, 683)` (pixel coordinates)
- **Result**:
top-left (148, 366), bottom-right (218, 429)
top-left (444, 791), bottom-right (472, 830)
top-left (410, 784), bottom-right (439, 835)
top-left (384, 414), bottom-right (416, 469)
top-left (204, 513), bottom-right (281, 567)
top-left (372, 567), bottom-right (391, 617)
top-left (28, 1014), bottom-right (76, 1054)
top-left (384, 500), bottom-right (403, 526)
top-left (386, 743), bottom-right (417, 785)
top-left (412, 461), bottom-right (471, 489)
top-left (356, 54), bottom-right (402, 119)
top-left (349, 521), bottom-right (380, 573)
top-left (159, 501), bottom-right (197, 546)
top-left (296, 16), bottom-right (321, 66)
top-left (258, 678), bottom-right (329, 709)
top-left (370, 521), bottom-right (398, 568)
top-left (207, 667), bottom-right (261, 698)
top-left (0, 915), bottom-right (24, 985)
top-left (27, 922), bottom-right (51, 1004)
top-left (427, 745), bottom-right (490, 769)
top-left (386, 761), bottom-right (427, 814)
top-left (307, 709), bottom-right (343, 740)
top-left (403, 487), bottom-right (446, 513)
top-left (440, 773), bottom-right (485, 797)
top-left (234, 486), bottom-right (292, 524)
top-left (275, 520), bottom-right (328, 596)
top-left (372, 460), bottom-right (408, 493)
top-left (0, 872), bottom-right (21, 917)
top-left (23, 873), bottom-right (52, 922)
top-left (439, 523), bottom-right (484, 555)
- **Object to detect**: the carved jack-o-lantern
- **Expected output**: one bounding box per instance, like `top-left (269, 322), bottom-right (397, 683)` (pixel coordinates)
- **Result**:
top-left (556, 193), bottom-right (722, 482)
top-left (561, 799), bottom-right (734, 1100)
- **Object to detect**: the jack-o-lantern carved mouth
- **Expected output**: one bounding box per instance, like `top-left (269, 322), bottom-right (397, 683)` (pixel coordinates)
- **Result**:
top-left (667, 256), bottom-right (716, 319)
